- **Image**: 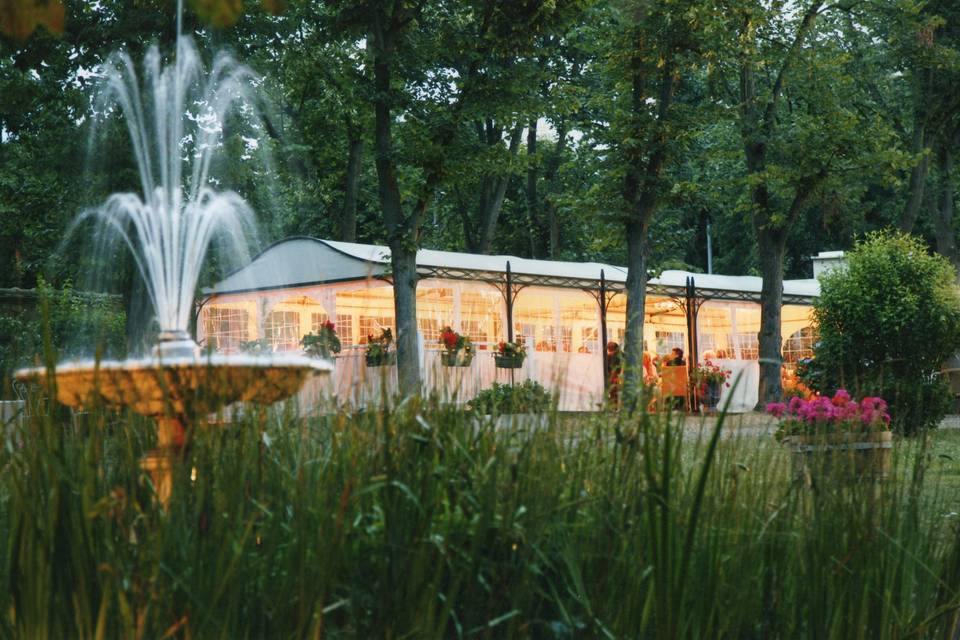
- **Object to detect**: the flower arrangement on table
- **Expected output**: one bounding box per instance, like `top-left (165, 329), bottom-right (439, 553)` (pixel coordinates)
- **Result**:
top-left (494, 340), bottom-right (526, 369)
top-left (364, 327), bottom-right (395, 366)
top-left (691, 360), bottom-right (732, 387)
top-left (439, 326), bottom-right (473, 367)
top-left (301, 320), bottom-right (342, 360)
top-left (766, 389), bottom-right (891, 442)
top-left (691, 360), bottom-right (732, 409)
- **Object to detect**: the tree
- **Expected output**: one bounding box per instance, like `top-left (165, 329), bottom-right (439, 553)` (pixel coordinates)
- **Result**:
top-left (813, 231), bottom-right (960, 435)
top-left (324, 0), bottom-right (583, 395)
top-left (584, 0), bottom-right (711, 405)
top-left (726, 0), bottom-right (900, 406)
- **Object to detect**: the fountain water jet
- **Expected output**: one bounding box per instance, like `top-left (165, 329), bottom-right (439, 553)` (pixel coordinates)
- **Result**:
top-left (16, 34), bottom-right (330, 505)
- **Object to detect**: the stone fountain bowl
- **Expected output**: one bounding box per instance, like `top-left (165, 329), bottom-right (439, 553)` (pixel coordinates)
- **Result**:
top-left (14, 352), bottom-right (333, 418)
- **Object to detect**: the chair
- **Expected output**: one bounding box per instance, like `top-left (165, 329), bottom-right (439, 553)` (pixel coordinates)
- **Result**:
top-left (659, 365), bottom-right (690, 412)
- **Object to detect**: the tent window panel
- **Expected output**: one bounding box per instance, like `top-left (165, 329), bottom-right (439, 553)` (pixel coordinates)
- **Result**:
top-left (655, 331), bottom-right (685, 356)
top-left (783, 326), bottom-right (817, 364)
top-left (460, 319), bottom-right (490, 346)
top-left (418, 318), bottom-right (440, 343)
top-left (537, 326), bottom-right (557, 352)
top-left (203, 308), bottom-right (249, 353)
top-left (515, 323), bottom-right (535, 346)
top-left (310, 312), bottom-right (354, 347)
top-left (699, 333), bottom-right (717, 356)
top-left (580, 327), bottom-right (599, 353)
top-left (732, 332), bottom-right (759, 360)
top-left (560, 326), bottom-right (572, 352)
top-left (359, 316), bottom-right (394, 344)
top-left (265, 311), bottom-right (300, 352)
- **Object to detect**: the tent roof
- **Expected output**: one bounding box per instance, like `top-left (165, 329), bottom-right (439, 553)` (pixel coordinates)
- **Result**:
top-left (208, 236), bottom-right (819, 304)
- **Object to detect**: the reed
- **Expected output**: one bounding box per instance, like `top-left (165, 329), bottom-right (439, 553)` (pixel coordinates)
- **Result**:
top-left (2, 393), bottom-right (960, 638)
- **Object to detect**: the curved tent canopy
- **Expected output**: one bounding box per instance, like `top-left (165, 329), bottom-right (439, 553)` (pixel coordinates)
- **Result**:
top-left (207, 236), bottom-right (819, 304)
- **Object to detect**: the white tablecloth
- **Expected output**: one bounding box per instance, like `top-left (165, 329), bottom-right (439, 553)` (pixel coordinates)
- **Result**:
top-left (715, 360), bottom-right (759, 413)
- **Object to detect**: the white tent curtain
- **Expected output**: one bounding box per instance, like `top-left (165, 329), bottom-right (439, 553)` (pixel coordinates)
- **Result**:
top-left (200, 277), bottom-right (815, 412)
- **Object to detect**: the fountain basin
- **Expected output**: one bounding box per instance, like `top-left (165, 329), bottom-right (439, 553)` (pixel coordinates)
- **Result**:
top-left (14, 353), bottom-right (332, 417)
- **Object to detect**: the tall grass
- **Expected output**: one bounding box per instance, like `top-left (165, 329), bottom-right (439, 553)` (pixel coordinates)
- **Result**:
top-left (2, 394), bottom-right (960, 638)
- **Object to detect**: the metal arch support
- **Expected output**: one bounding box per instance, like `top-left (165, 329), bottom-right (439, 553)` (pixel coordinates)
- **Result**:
top-left (492, 261), bottom-right (529, 344)
top-left (582, 270), bottom-right (622, 391)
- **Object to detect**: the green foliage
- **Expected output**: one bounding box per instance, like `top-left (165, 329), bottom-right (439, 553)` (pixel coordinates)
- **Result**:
top-left (468, 380), bottom-right (553, 416)
top-left (0, 280), bottom-right (125, 393)
top-left (3, 397), bottom-right (960, 636)
top-left (813, 231), bottom-right (960, 434)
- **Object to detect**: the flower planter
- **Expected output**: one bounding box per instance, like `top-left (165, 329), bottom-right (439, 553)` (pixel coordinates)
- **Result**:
top-left (441, 351), bottom-right (473, 367)
top-left (495, 355), bottom-right (524, 369)
top-left (365, 352), bottom-right (396, 367)
top-left (699, 381), bottom-right (722, 410)
top-left (782, 431), bottom-right (893, 479)
top-left (472, 413), bottom-right (549, 432)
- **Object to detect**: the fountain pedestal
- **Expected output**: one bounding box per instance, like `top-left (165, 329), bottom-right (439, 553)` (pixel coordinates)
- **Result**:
top-left (16, 342), bottom-right (331, 506)
top-left (139, 417), bottom-right (185, 506)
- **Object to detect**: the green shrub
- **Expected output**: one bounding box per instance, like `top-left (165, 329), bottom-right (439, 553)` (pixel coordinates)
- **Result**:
top-left (813, 231), bottom-right (960, 435)
top-left (468, 380), bottom-right (554, 415)
top-left (0, 279), bottom-right (125, 395)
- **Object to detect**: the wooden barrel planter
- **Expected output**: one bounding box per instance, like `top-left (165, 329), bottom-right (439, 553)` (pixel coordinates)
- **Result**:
top-left (495, 355), bottom-right (524, 369)
top-left (441, 351), bottom-right (474, 367)
top-left (782, 431), bottom-right (893, 479)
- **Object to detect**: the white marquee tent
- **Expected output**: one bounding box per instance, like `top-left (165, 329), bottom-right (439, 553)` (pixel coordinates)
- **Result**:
top-left (200, 237), bottom-right (820, 412)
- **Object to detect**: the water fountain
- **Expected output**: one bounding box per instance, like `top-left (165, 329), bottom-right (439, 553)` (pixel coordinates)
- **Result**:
top-left (15, 28), bottom-right (330, 504)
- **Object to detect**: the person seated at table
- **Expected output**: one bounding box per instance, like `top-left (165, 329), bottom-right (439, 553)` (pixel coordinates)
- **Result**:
top-left (665, 347), bottom-right (685, 367)
top-left (642, 342), bottom-right (658, 385)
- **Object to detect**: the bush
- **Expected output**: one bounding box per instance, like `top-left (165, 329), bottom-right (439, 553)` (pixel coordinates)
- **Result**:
top-left (0, 279), bottom-right (126, 395)
top-left (468, 380), bottom-right (554, 415)
top-left (813, 231), bottom-right (960, 435)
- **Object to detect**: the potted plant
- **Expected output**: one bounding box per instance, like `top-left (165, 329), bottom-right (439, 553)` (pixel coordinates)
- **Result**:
top-left (439, 326), bottom-right (473, 367)
top-left (365, 327), bottom-right (396, 367)
top-left (766, 389), bottom-right (893, 478)
top-left (691, 360), bottom-right (731, 410)
top-left (494, 340), bottom-right (526, 369)
top-left (468, 380), bottom-right (553, 430)
top-left (301, 320), bottom-right (341, 360)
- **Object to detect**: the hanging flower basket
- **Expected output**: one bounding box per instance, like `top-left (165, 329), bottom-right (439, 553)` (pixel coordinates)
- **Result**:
top-left (365, 351), bottom-right (396, 367)
top-left (441, 351), bottom-right (473, 367)
top-left (365, 328), bottom-right (395, 367)
top-left (495, 355), bottom-right (524, 369)
top-left (439, 327), bottom-right (474, 367)
top-left (495, 341), bottom-right (526, 369)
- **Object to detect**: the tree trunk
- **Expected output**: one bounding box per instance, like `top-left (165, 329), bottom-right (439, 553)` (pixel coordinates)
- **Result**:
top-left (371, 23), bottom-right (421, 396)
top-left (899, 122), bottom-right (930, 233)
top-left (474, 122), bottom-right (523, 253)
top-left (622, 218), bottom-right (648, 409)
top-left (389, 240), bottom-right (421, 397)
top-left (525, 120), bottom-right (539, 257)
top-left (755, 228), bottom-right (786, 407)
top-left (341, 124), bottom-right (362, 242)
top-left (934, 139), bottom-right (958, 270)
top-left (545, 118), bottom-right (568, 259)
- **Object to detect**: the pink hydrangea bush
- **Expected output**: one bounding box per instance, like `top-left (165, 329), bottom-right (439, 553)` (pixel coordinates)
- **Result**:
top-left (766, 389), bottom-right (891, 441)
